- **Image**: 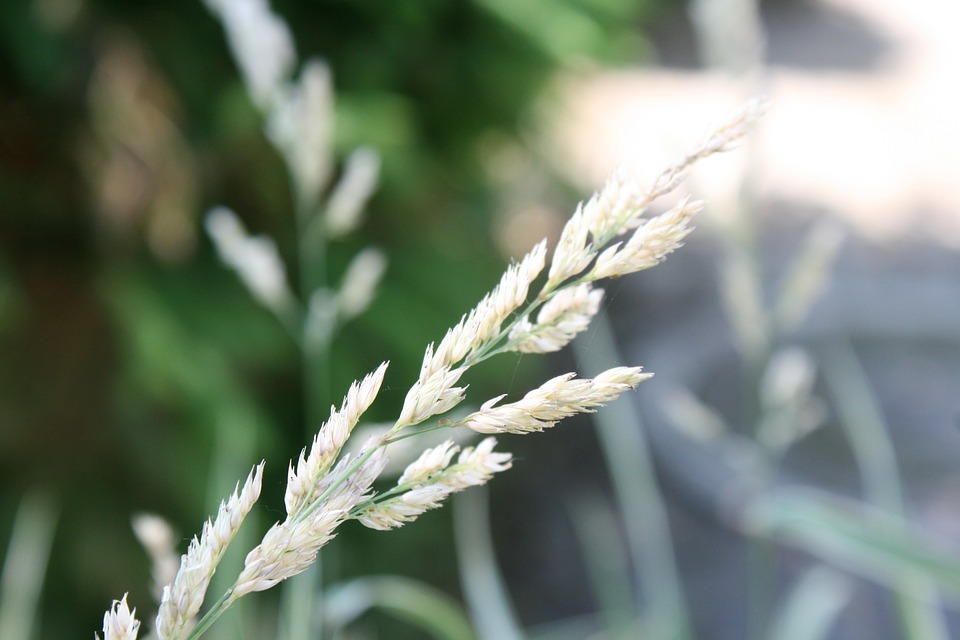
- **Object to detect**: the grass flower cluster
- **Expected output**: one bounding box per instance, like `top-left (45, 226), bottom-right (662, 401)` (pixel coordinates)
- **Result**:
top-left (95, 97), bottom-right (760, 640)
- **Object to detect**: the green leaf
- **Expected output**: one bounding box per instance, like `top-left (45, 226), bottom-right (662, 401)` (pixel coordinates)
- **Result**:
top-left (767, 566), bottom-right (853, 640)
top-left (324, 575), bottom-right (477, 640)
top-left (748, 487), bottom-right (960, 599)
top-left (0, 491), bottom-right (58, 640)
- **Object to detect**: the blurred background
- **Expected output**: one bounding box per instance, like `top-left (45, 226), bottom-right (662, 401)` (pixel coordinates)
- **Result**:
top-left (2, 0), bottom-right (959, 638)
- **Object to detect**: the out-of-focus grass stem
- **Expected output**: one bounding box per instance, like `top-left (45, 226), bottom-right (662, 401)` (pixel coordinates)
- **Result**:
top-left (689, 0), bottom-right (771, 628)
top-left (823, 341), bottom-right (949, 640)
top-left (284, 186), bottom-right (331, 640)
top-left (296, 191), bottom-right (331, 428)
top-left (568, 491), bottom-right (639, 636)
top-left (575, 313), bottom-right (692, 640)
top-left (453, 488), bottom-right (526, 640)
top-left (0, 490), bottom-right (57, 640)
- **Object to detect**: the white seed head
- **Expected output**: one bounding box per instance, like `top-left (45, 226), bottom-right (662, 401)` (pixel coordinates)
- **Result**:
top-left (449, 437), bottom-right (513, 487)
top-left (98, 593), bottom-right (140, 640)
top-left (462, 368), bottom-right (651, 434)
top-left (336, 247), bottom-right (388, 321)
top-left (432, 316), bottom-right (478, 373)
top-left (267, 59), bottom-right (334, 206)
top-left (414, 240), bottom-right (547, 381)
top-left (286, 362), bottom-right (388, 515)
top-left (355, 437), bottom-right (511, 530)
top-left (204, 0), bottom-right (296, 111)
top-left (698, 96), bottom-right (767, 156)
top-left (508, 283), bottom-right (604, 353)
top-left (646, 97), bottom-right (766, 200)
top-left (113, 101), bottom-right (762, 633)
top-left (156, 462), bottom-right (264, 640)
top-left (589, 198), bottom-right (701, 280)
top-left (232, 512), bottom-right (339, 597)
top-left (131, 514), bottom-right (179, 603)
top-left (543, 100), bottom-right (761, 293)
top-left (355, 486), bottom-right (448, 531)
top-left (325, 146), bottom-right (381, 237)
top-left (546, 203), bottom-right (595, 288)
top-left (205, 207), bottom-right (291, 310)
top-left (397, 440), bottom-right (460, 485)
top-left (589, 366), bottom-right (654, 400)
top-left (582, 168), bottom-right (648, 244)
top-left (235, 446), bottom-right (387, 598)
top-left (396, 364), bottom-right (467, 429)
top-left (474, 240), bottom-right (548, 346)
top-left (495, 240), bottom-right (547, 317)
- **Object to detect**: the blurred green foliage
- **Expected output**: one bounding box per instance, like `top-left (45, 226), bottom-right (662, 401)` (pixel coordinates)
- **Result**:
top-left (0, 0), bottom-right (665, 636)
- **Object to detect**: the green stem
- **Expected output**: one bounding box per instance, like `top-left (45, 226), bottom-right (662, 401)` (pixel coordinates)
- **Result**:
top-left (822, 342), bottom-right (948, 640)
top-left (289, 185), bottom-right (331, 640)
top-left (745, 455), bottom-right (775, 640)
top-left (272, 295), bottom-right (308, 349)
top-left (183, 589), bottom-right (234, 640)
top-left (383, 422), bottom-right (452, 444)
top-left (296, 194), bottom-right (331, 429)
top-left (575, 314), bottom-right (692, 640)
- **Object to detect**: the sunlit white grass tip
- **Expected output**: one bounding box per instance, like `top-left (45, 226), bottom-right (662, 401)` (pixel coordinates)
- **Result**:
top-left (461, 367), bottom-right (652, 435)
top-left (97, 593), bottom-right (140, 640)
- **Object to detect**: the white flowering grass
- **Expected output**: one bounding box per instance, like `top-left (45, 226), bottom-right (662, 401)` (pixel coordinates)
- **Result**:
top-left (99, 594), bottom-right (140, 640)
top-left (97, 100), bottom-right (762, 640)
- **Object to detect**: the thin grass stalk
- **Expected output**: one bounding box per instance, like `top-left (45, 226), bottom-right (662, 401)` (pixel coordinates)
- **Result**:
top-left (0, 490), bottom-right (57, 640)
top-left (574, 313), bottom-right (692, 640)
top-left (453, 488), bottom-right (525, 640)
top-left (568, 491), bottom-right (638, 636)
top-left (686, 0), bottom-right (772, 633)
top-left (719, 141), bottom-right (777, 640)
top-left (279, 577), bottom-right (316, 640)
top-left (284, 187), bottom-right (331, 640)
top-left (766, 566), bottom-right (853, 640)
top-left (822, 341), bottom-right (949, 640)
top-left (744, 455), bottom-right (776, 640)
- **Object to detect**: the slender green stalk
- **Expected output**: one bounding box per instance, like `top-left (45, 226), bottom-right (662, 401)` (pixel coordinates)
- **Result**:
top-left (767, 566), bottom-right (853, 640)
top-left (574, 314), bottom-right (691, 640)
top-left (453, 488), bottom-right (526, 640)
top-left (568, 491), bottom-right (639, 635)
top-left (685, 0), bottom-right (773, 631)
top-left (822, 341), bottom-right (949, 640)
top-left (0, 490), bottom-right (57, 640)
top-left (287, 181), bottom-right (331, 640)
top-left (295, 189), bottom-right (332, 437)
top-left (184, 589), bottom-right (233, 640)
top-left (745, 454), bottom-right (775, 640)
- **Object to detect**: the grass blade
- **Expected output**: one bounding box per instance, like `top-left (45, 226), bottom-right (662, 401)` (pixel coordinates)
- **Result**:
top-left (767, 566), bottom-right (853, 640)
top-left (324, 575), bottom-right (476, 640)
top-left (0, 490), bottom-right (58, 640)
top-left (749, 487), bottom-right (960, 600)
